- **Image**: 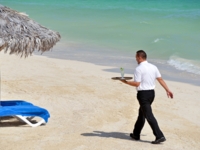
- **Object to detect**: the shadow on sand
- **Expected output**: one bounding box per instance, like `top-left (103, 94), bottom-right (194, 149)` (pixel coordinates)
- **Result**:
top-left (0, 116), bottom-right (38, 127)
top-left (81, 131), bottom-right (151, 144)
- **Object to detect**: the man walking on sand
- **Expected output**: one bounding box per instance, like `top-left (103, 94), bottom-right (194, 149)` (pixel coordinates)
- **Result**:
top-left (120, 50), bottom-right (173, 144)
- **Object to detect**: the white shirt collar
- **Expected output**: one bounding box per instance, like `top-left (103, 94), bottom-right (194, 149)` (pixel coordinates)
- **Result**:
top-left (139, 60), bottom-right (148, 65)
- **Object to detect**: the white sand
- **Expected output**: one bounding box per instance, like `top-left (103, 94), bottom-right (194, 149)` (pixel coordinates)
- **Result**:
top-left (0, 53), bottom-right (200, 150)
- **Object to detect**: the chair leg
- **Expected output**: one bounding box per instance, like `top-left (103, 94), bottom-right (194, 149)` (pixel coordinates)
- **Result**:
top-left (15, 115), bottom-right (46, 127)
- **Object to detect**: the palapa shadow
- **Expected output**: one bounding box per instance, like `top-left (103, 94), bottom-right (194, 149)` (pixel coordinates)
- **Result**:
top-left (81, 131), bottom-right (151, 144)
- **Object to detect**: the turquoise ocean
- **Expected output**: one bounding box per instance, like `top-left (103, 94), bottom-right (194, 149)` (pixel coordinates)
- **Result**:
top-left (1, 0), bottom-right (200, 84)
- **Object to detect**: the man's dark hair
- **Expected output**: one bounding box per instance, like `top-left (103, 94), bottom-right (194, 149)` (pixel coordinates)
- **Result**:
top-left (136, 50), bottom-right (147, 59)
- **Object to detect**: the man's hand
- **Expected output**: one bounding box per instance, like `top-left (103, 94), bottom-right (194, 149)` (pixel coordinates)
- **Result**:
top-left (167, 90), bottom-right (173, 99)
top-left (120, 79), bottom-right (127, 84)
top-left (157, 77), bottom-right (173, 99)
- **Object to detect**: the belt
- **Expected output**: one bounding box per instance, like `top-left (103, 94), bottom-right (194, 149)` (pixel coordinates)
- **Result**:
top-left (138, 89), bottom-right (154, 92)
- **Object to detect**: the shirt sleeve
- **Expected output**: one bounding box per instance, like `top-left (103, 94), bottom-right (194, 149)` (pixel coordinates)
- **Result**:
top-left (134, 68), bottom-right (142, 82)
top-left (155, 67), bottom-right (161, 78)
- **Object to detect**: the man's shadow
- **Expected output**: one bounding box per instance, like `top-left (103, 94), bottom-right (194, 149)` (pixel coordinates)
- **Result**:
top-left (81, 131), bottom-right (151, 143)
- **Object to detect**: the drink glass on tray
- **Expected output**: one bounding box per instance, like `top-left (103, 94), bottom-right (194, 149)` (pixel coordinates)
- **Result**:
top-left (120, 67), bottom-right (124, 79)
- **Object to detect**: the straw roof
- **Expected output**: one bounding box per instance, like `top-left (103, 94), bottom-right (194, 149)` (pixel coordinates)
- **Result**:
top-left (0, 4), bottom-right (61, 57)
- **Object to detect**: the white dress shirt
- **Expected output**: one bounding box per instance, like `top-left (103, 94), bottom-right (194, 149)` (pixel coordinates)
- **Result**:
top-left (134, 61), bottom-right (161, 91)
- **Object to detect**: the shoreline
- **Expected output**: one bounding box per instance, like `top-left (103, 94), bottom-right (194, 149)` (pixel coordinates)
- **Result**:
top-left (0, 52), bottom-right (200, 149)
top-left (35, 42), bottom-right (200, 86)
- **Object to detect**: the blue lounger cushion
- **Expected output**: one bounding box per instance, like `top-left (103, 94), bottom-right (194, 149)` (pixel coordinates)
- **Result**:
top-left (0, 100), bottom-right (33, 106)
top-left (0, 105), bottom-right (50, 122)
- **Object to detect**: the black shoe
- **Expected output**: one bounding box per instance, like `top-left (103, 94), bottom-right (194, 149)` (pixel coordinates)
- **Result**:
top-left (151, 137), bottom-right (166, 144)
top-left (130, 133), bottom-right (140, 140)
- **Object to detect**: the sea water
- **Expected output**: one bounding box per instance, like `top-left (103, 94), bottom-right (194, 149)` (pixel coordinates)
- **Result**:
top-left (1, 0), bottom-right (200, 84)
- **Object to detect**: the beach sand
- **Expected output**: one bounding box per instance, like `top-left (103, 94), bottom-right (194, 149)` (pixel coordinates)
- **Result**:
top-left (0, 52), bottom-right (200, 150)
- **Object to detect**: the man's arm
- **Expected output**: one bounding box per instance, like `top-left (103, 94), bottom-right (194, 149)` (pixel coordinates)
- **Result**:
top-left (120, 68), bottom-right (141, 87)
top-left (157, 77), bottom-right (173, 98)
top-left (120, 80), bottom-right (140, 87)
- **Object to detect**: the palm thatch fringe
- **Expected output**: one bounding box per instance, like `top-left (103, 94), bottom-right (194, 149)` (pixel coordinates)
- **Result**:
top-left (0, 4), bottom-right (61, 57)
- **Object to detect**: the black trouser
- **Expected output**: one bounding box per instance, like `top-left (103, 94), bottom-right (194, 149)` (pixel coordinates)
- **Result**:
top-left (133, 90), bottom-right (164, 139)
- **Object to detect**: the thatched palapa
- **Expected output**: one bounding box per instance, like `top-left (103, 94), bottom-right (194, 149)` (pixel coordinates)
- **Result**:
top-left (0, 4), bottom-right (61, 57)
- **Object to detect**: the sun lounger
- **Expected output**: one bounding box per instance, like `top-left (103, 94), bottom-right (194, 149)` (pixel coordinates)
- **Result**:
top-left (0, 100), bottom-right (50, 127)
